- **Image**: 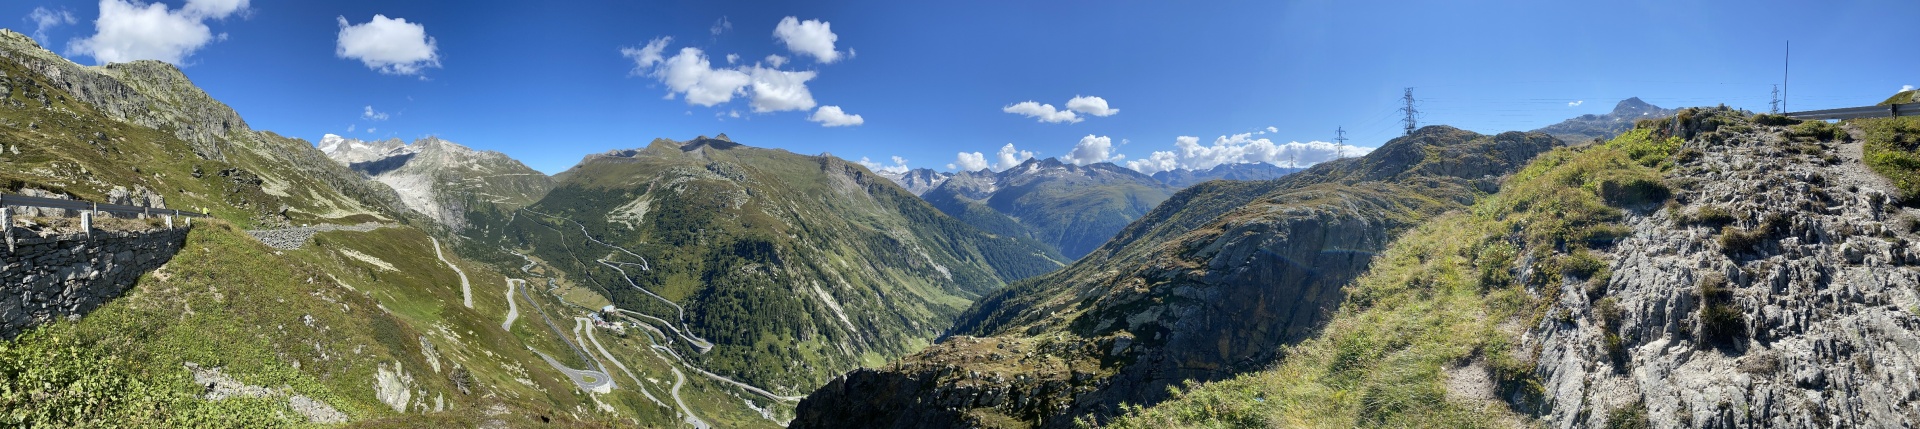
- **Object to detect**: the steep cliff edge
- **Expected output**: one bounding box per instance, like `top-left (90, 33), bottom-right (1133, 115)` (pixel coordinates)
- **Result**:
top-left (792, 126), bottom-right (1562, 428)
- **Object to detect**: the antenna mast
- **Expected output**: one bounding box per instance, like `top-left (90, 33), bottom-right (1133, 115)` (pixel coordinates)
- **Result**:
top-left (1400, 88), bottom-right (1419, 135)
top-left (1782, 40), bottom-right (1789, 113)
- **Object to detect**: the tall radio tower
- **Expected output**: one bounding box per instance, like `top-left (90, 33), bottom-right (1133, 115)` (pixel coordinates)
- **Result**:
top-left (1400, 88), bottom-right (1419, 135)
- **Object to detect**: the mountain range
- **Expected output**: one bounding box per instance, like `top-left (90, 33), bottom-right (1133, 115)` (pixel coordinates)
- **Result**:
top-left (10, 20), bottom-right (1918, 429)
top-left (791, 125), bottom-right (1564, 428)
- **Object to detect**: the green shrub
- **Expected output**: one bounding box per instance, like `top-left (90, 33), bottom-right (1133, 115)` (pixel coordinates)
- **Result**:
top-left (1605, 400), bottom-right (1652, 429)
top-left (1789, 120), bottom-right (1847, 142)
top-left (1696, 273), bottom-right (1745, 347)
top-left (1597, 176), bottom-right (1670, 208)
top-left (1751, 113), bottom-right (1799, 127)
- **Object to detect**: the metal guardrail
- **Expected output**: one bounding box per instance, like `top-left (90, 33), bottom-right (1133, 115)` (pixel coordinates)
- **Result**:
top-left (1785, 102), bottom-right (1920, 121)
top-left (0, 193), bottom-right (208, 218)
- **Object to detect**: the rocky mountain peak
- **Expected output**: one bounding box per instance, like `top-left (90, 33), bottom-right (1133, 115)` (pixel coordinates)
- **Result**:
top-left (1612, 96), bottom-right (1660, 116)
top-left (1535, 97), bottom-right (1676, 143)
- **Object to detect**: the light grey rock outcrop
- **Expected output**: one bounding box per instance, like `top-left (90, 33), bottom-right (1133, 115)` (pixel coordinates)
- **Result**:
top-left (1527, 112), bottom-right (1920, 428)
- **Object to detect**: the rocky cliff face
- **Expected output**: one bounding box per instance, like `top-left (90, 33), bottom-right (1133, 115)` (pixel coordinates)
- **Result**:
top-left (320, 134), bottom-right (552, 230)
top-left (792, 126), bottom-right (1563, 428)
top-left (0, 30), bottom-right (244, 161)
top-left (922, 158), bottom-right (1177, 260)
top-left (1522, 110), bottom-right (1920, 427)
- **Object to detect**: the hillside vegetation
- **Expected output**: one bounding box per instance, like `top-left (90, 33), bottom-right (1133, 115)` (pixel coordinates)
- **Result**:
top-left (1115, 106), bottom-right (1920, 428)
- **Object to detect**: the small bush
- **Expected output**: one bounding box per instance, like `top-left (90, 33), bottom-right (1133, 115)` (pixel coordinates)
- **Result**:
top-left (1683, 206), bottom-right (1737, 227)
top-left (1789, 120), bottom-right (1847, 142)
top-left (1605, 400), bottom-right (1652, 429)
top-left (1751, 114), bottom-right (1800, 127)
top-left (1696, 273), bottom-right (1745, 347)
top-left (1561, 249), bottom-right (1608, 279)
top-left (1598, 176), bottom-right (1671, 208)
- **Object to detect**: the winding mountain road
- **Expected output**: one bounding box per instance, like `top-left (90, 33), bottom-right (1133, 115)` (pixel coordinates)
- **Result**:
top-left (430, 237), bottom-right (473, 308)
top-left (502, 278), bottom-right (521, 332)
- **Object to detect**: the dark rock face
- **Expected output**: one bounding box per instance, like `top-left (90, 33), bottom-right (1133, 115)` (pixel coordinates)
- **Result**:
top-left (793, 127), bottom-right (1564, 428)
top-left (0, 226), bottom-right (189, 340)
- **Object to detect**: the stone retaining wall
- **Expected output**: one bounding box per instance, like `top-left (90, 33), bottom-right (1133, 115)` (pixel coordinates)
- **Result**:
top-left (0, 226), bottom-right (189, 339)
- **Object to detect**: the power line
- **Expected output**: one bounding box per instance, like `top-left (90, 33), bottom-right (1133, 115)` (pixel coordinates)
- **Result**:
top-left (1400, 87), bottom-right (1419, 135)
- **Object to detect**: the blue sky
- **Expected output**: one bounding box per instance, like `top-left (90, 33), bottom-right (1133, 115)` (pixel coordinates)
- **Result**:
top-left (10, 1), bottom-right (1919, 174)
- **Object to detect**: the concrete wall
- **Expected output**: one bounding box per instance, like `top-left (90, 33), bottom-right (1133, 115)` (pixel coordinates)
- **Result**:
top-left (0, 226), bottom-right (189, 339)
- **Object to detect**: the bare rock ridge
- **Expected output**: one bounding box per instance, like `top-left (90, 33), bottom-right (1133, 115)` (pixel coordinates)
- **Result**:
top-left (791, 126), bottom-right (1564, 428)
top-left (0, 30), bottom-right (243, 160)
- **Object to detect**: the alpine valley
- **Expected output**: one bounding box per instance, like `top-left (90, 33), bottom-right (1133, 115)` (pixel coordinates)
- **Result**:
top-left (6, 3), bottom-right (1920, 429)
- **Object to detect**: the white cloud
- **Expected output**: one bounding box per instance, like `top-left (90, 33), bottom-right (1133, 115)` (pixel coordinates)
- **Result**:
top-left (710, 16), bottom-right (732, 36)
top-left (764, 54), bottom-right (788, 68)
top-left (1003, 101), bottom-right (1081, 124)
top-left (335, 14), bottom-right (440, 76)
top-left (858, 156), bottom-right (910, 174)
top-left (619, 37), bottom-right (671, 72)
top-left (995, 143), bottom-right (1035, 170)
top-left (1124, 133), bottom-right (1375, 175)
top-left (747, 66), bottom-right (817, 112)
top-left (773, 16), bottom-right (844, 63)
top-left (809, 105), bottom-right (864, 127)
top-left (624, 39), bottom-right (847, 118)
top-left (1065, 95), bottom-right (1119, 117)
top-left (182, 0), bottom-right (247, 19)
top-left (362, 105), bottom-right (389, 121)
top-left (366, 127), bottom-right (377, 134)
top-left (1568, 100), bottom-right (1584, 107)
top-left (725, 53), bottom-right (739, 64)
top-left (1064, 135), bottom-right (1124, 165)
top-left (69, 0), bottom-right (249, 65)
top-left (1904, 85), bottom-right (1916, 93)
top-left (950, 151), bottom-right (988, 171)
top-left (27, 7), bottom-right (75, 43)
top-left (1266, 126), bottom-right (1279, 133)
top-left (346, 124), bottom-right (356, 132)
top-left (656, 47), bottom-right (751, 106)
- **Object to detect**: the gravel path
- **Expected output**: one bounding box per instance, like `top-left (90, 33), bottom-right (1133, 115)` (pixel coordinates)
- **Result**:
top-left (430, 237), bottom-right (473, 308)
top-left (245, 223), bottom-right (385, 250)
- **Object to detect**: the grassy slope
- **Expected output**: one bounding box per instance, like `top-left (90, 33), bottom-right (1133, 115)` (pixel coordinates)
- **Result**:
top-left (0, 32), bottom-right (716, 427)
top-left (1105, 127), bottom-right (1678, 428)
